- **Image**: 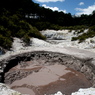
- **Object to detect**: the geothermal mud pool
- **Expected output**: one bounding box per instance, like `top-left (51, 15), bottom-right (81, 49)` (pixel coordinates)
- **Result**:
top-left (3, 51), bottom-right (93, 95)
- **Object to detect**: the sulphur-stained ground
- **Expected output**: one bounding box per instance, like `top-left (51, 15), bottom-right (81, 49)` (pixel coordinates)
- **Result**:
top-left (5, 61), bottom-right (92, 95)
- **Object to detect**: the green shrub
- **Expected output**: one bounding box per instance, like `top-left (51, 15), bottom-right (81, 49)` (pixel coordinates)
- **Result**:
top-left (16, 29), bottom-right (26, 38)
top-left (0, 35), bottom-right (12, 49)
top-left (71, 37), bottom-right (78, 41)
top-left (0, 26), bottom-right (11, 37)
top-left (28, 24), bottom-right (46, 40)
top-left (89, 25), bottom-right (95, 31)
top-left (22, 34), bottom-right (30, 46)
top-left (0, 14), bottom-right (47, 49)
top-left (19, 20), bottom-right (30, 30)
top-left (72, 26), bottom-right (95, 43)
top-left (77, 29), bottom-right (84, 34)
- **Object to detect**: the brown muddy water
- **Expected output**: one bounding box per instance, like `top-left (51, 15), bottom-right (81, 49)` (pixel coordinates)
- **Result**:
top-left (4, 60), bottom-right (92, 95)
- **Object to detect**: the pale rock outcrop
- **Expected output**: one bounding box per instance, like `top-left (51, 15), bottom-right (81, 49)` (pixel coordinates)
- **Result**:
top-left (30, 37), bottom-right (51, 47)
top-left (54, 91), bottom-right (64, 95)
top-left (71, 88), bottom-right (95, 95)
top-left (40, 29), bottom-right (95, 52)
top-left (54, 88), bottom-right (95, 95)
top-left (0, 83), bottom-right (22, 95)
top-left (12, 38), bottom-right (25, 51)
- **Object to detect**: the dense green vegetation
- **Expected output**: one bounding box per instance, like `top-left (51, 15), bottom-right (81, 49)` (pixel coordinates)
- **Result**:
top-left (0, 12), bottom-right (46, 49)
top-left (72, 26), bottom-right (95, 43)
top-left (0, 2), bottom-right (46, 49)
top-left (0, 0), bottom-right (95, 49)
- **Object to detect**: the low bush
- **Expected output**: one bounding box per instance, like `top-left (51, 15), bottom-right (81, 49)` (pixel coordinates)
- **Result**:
top-left (28, 24), bottom-right (46, 40)
top-left (22, 34), bottom-right (30, 46)
top-left (72, 25), bottom-right (95, 43)
top-left (0, 35), bottom-right (12, 49)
